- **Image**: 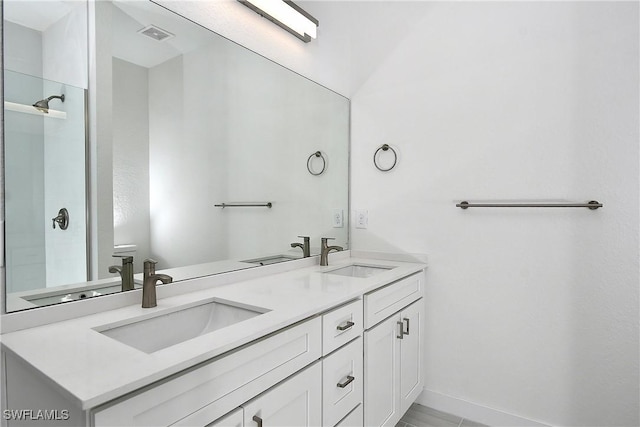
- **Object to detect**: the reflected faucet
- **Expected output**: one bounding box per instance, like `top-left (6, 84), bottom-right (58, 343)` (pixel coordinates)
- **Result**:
top-left (142, 259), bottom-right (173, 308)
top-left (320, 237), bottom-right (343, 266)
top-left (291, 236), bottom-right (311, 257)
top-left (109, 255), bottom-right (135, 291)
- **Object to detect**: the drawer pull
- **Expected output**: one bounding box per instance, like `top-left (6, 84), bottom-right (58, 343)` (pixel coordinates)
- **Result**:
top-left (252, 415), bottom-right (263, 427)
top-left (336, 320), bottom-right (355, 331)
top-left (396, 322), bottom-right (404, 339)
top-left (403, 317), bottom-right (410, 335)
top-left (397, 321), bottom-right (404, 339)
top-left (337, 375), bottom-right (355, 388)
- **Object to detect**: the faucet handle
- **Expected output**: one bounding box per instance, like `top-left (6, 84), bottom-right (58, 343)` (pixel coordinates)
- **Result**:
top-left (113, 255), bottom-right (133, 264)
top-left (143, 258), bottom-right (158, 275)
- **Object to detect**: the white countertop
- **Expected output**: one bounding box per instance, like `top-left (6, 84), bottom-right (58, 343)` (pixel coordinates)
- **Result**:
top-left (0, 255), bottom-right (426, 411)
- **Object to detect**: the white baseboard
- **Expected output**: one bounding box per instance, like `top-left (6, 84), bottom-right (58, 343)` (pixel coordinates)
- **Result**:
top-left (416, 389), bottom-right (551, 427)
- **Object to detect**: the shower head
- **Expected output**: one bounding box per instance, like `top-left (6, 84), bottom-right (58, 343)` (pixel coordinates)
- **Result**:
top-left (33, 94), bottom-right (65, 113)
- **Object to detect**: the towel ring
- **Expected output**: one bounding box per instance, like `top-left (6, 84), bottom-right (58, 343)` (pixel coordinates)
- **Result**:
top-left (307, 151), bottom-right (326, 176)
top-left (374, 144), bottom-right (397, 172)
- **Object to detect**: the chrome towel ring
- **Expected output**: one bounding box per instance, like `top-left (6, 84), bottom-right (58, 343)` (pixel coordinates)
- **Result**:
top-left (307, 151), bottom-right (326, 176)
top-left (374, 144), bottom-right (397, 172)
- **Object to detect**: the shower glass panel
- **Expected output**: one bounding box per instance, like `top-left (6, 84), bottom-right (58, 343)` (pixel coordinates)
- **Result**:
top-left (3, 70), bottom-right (87, 296)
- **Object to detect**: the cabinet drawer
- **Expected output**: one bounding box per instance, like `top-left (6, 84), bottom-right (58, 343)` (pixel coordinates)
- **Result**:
top-left (364, 272), bottom-right (423, 329)
top-left (335, 405), bottom-right (363, 427)
top-left (322, 338), bottom-right (363, 427)
top-left (322, 299), bottom-right (363, 356)
top-left (242, 362), bottom-right (322, 427)
top-left (93, 318), bottom-right (321, 427)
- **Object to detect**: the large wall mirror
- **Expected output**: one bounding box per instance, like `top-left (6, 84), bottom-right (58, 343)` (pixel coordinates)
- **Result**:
top-left (2, 0), bottom-right (350, 313)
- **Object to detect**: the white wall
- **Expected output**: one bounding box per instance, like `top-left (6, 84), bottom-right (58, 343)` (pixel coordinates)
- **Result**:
top-left (348, 2), bottom-right (639, 426)
top-left (88, 0), bottom-right (115, 280)
top-left (160, 1), bottom-right (639, 426)
top-left (42, 2), bottom-right (88, 90)
top-left (112, 58), bottom-right (150, 274)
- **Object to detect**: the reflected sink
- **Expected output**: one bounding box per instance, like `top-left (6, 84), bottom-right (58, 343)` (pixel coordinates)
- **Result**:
top-left (98, 299), bottom-right (269, 353)
top-left (242, 255), bottom-right (299, 266)
top-left (324, 264), bottom-right (395, 278)
top-left (25, 283), bottom-right (137, 306)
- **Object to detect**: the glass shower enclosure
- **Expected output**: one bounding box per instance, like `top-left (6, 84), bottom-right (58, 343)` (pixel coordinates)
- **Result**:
top-left (4, 70), bottom-right (88, 295)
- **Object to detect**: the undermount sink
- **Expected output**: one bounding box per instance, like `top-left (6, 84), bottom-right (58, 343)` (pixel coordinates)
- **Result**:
top-left (97, 299), bottom-right (269, 353)
top-left (324, 264), bottom-right (395, 278)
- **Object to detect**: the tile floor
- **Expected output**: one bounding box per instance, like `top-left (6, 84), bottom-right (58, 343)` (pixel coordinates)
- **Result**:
top-left (396, 403), bottom-right (488, 427)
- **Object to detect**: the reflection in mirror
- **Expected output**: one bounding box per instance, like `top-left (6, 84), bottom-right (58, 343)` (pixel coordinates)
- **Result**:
top-left (3, 0), bottom-right (350, 313)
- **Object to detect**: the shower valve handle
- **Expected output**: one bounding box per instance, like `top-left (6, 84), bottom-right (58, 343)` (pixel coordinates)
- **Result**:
top-left (52, 208), bottom-right (69, 230)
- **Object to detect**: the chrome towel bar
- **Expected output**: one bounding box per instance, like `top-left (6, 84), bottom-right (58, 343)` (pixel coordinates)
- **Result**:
top-left (215, 202), bottom-right (273, 208)
top-left (456, 201), bottom-right (603, 210)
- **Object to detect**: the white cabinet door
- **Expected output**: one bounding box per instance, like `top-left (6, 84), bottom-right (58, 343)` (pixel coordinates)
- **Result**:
top-left (242, 362), bottom-right (322, 427)
top-left (363, 314), bottom-right (401, 427)
top-left (399, 299), bottom-right (425, 415)
top-left (364, 298), bottom-right (425, 427)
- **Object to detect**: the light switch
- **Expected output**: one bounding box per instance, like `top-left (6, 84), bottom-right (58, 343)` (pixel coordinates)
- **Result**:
top-left (332, 209), bottom-right (344, 228)
top-left (355, 210), bottom-right (368, 229)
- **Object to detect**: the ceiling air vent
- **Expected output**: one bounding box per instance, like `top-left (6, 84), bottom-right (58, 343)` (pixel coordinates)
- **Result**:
top-left (138, 25), bottom-right (174, 42)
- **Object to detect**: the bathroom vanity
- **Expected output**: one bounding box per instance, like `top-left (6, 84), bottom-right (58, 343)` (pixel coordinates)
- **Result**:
top-left (0, 252), bottom-right (426, 427)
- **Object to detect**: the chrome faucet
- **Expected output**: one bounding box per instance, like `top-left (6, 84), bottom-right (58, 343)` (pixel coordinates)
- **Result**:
top-left (320, 237), bottom-right (343, 266)
top-left (142, 259), bottom-right (173, 308)
top-left (291, 236), bottom-right (311, 257)
top-left (109, 256), bottom-right (135, 291)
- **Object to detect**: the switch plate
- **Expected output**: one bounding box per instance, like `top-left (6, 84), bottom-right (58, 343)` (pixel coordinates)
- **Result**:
top-left (332, 209), bottom-right (344, 228)
top-left (355, 210), bottom-right (368, 229)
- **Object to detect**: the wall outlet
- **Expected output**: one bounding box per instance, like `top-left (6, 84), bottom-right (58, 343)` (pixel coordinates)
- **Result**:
top-left (332, 209), bottom-right (344, 228)
top-left (355, 210), bottom-right (368, 229)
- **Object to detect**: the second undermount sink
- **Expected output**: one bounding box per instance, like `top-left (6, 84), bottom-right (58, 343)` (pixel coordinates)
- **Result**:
top-left (97, 299), bottom-right (269, 353)
top-left (324, 264), bottom-right (395, 278)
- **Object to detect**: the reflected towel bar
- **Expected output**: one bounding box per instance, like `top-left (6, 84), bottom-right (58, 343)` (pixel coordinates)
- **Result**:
top-left (456, 201), bottom-right (602, 210)
top-left (215, 202), bottom-right (273, 208)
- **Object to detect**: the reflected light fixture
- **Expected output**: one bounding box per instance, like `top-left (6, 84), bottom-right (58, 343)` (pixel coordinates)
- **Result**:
top-left (238, 0), bottom-right (318, 43)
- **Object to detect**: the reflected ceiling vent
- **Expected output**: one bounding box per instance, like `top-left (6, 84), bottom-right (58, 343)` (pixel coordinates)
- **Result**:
top-left (138, 25), bottom-right (175, 42)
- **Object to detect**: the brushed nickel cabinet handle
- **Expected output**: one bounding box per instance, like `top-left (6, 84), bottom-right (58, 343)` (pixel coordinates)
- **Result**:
top-left (337, 375), bottom-right (355, 388)
top-left (337, 320), bottom-right (355, 331)
top-left (403, 317), bottom-right (410, 335)
top-left (252, 415), bottom-right (263, 427)
top-left (397, 321), bottom-right (404, 339)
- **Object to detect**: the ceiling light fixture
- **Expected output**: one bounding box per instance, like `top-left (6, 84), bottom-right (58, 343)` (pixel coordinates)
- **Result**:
top-left (238, 0), bottom-right (318, 43)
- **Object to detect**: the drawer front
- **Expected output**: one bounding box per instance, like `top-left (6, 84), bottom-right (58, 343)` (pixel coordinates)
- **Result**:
top-left (322, 337), bottom-right (363, 427)
top-left (322, 299), bottom-right (363, 356)
top-left (242, 362), bottom-right (322, 427)
top-left (364, 272), bottom-right (423, 329)
top-left (335, 405), bottom-right (363, 427)
top-left (93, 318), bottom-right (321, 427)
